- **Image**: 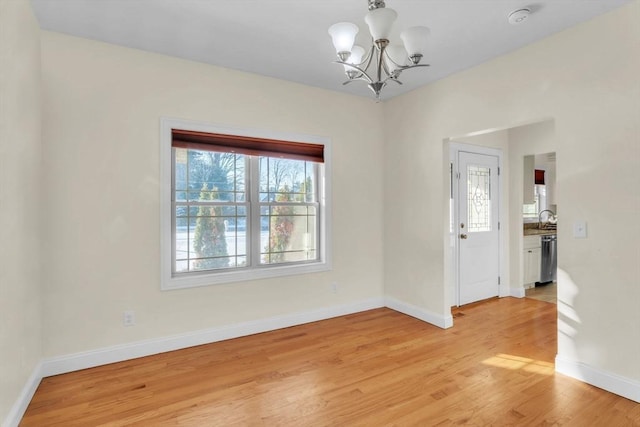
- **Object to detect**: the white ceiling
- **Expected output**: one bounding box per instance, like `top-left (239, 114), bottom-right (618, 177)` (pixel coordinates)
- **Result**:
top-left (30, 0), bottom-right (632, 100)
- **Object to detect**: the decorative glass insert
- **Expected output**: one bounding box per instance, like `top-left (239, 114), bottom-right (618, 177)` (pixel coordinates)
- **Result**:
top-left (467, 165), bottom-right (491, 232)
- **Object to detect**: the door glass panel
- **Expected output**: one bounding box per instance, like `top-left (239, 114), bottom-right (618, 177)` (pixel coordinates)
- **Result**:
top-left (467, 165), bottom-right (491, 232)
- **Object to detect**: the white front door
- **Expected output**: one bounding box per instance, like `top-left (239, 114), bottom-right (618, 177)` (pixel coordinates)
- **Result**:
top-left (458, 151), bottom-right (500, 305)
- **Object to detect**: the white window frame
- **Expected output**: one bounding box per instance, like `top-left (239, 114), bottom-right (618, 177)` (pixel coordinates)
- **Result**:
top-left (160, 118), bottom-right (332, 290)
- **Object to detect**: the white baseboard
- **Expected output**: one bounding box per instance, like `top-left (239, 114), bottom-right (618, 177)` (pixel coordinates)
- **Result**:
top-left (18, 298), bottom-right (640, 425)
top-left (385, 296), bottom-right (453, 329)
top-left (41, 298), bottom-right (385, 378)
top-left (38, 296), bottom-right (454, 377)
top-left (510, 286), bottom-right (526, 298)
top-left (2, 362), bottom-right (43, 427)
top-left (555, 354), bottom-right (640, 403)
top-left (5, 299), bottom-right (384, 426)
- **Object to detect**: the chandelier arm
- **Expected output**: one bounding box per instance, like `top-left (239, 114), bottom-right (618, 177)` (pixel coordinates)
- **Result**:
top-left (381, 55), bottom-right (393, 79)
top-left (387, 63), bottom-right (429, 81)
top-left (383, 49), bottom-right (406, 77)
top-left (380, 63), bottom-right (431, 87)
top-left (333, 61), bottom-right (374, 84)
top-left (361, 43), bottom-right (376, 76)
top-left (342, 75), bottom-right (374, 86)
top-left (384, 77), bottom-right (403, 85)
top-left (397, 63), bottom-right (430, 72)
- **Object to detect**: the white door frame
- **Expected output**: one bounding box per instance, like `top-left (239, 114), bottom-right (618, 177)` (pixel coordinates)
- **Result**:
top-left (449, 142), bottom-right (505, 307)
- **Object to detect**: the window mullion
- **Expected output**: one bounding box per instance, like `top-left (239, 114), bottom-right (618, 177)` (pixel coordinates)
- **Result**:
top-left (185, 151), bottom-right (191, 270)
top-left (171, 149), bottom-right (177, 274)
top-left (248, 156), bottom-right (261, 267)
top-left (315, 163), bottom-right (321, 261)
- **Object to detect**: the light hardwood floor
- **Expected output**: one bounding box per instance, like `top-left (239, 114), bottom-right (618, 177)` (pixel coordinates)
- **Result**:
top-left (21, 298), bottom-right (639, 426)
top-left (525, 282), bottom-right (557, 304)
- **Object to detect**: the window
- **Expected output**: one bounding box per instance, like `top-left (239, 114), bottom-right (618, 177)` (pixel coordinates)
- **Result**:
top-left (161, 120), bottom-right (331, 290)
top-left (523, 185), bottom-right (546, 221)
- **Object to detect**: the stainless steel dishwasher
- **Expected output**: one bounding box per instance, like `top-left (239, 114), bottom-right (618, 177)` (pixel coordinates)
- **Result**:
top-left (539, 235), bottom-right (557, 284)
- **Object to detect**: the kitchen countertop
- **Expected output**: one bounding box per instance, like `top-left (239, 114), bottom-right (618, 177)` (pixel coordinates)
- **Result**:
top-left (523, 223), bottom-right (557, 236)
top-left (524, 228), bottom-right (557, 236)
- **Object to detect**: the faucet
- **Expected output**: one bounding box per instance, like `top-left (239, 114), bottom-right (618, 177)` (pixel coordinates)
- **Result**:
top-left (538, 209), bottom-right (556, 228)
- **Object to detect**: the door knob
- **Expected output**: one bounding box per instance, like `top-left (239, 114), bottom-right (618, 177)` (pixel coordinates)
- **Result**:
top-left (460, 233), bottom-right (468, 239)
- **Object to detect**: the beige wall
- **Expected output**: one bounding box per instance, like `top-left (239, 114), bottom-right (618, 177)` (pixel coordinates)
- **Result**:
top-left (3, 1), bottom-right (638, 419)
top-left (0, 0), bottom-right (43, 421)
top-left (40, 32), bottom-right (385, 356)
top-left (383, 1), bottom-right (639, 382)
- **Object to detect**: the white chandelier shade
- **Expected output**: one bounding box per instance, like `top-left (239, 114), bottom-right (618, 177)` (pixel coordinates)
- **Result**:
top-left (401, 26), bottom-right (430, 63)
top-left (384, 44), bottom-right (407, 73)
top-left (345, 45), bottom-right (366, 70)
top-left (327, 0), bottom-right (430, 99)
top-left (364, 7), bottom-right (397, 41)
top-left (328, 22), bottom-right (359, 57)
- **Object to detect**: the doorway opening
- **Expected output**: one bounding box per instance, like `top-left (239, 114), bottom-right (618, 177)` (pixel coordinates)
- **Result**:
top-left (523, 151), bottom-right (557, 304)
top-left (444, 119), bottom-right (557, 310)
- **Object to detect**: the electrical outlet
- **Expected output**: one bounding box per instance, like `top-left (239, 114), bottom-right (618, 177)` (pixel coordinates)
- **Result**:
top-left (331, 282), bottom-right (338, 294)
top-left (123, 310), bottom-right (136, 327)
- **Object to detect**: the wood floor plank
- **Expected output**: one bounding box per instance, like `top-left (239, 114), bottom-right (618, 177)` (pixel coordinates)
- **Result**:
top-left (21, 298), bottom-right (639, 426)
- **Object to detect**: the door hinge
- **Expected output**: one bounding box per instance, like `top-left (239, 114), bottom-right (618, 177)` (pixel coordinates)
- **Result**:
top-left (498, 222), bottom-right (501, 230)
top-left (456, 172), bottom-right (461, 180)
top-left (498, 167), bottom-right (501, 176)
top-left (498, 276), bottom-right (501, 285)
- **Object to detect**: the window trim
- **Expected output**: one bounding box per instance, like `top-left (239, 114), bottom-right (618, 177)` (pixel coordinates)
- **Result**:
top-left (160, 118), bottom-right (332, 290)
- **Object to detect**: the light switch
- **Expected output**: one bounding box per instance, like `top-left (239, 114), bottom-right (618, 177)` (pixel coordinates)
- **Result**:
top-left (573, 220), bottom-right (587, 238)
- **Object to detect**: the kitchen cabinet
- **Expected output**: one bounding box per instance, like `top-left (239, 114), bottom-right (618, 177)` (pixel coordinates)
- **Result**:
top-left (523, 236), bottom-right (541, 286)
top-left (546, 165), bottom-right (556, 205)
top-left (523, 155), bottom-right (535, 204)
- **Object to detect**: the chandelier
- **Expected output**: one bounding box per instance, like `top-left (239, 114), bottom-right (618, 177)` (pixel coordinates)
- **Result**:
top-left (328, 0), bottom-right (430, 99)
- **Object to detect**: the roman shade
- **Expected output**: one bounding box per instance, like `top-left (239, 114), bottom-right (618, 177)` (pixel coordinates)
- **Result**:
top-left (172, 129), bottom-right (324, 163)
